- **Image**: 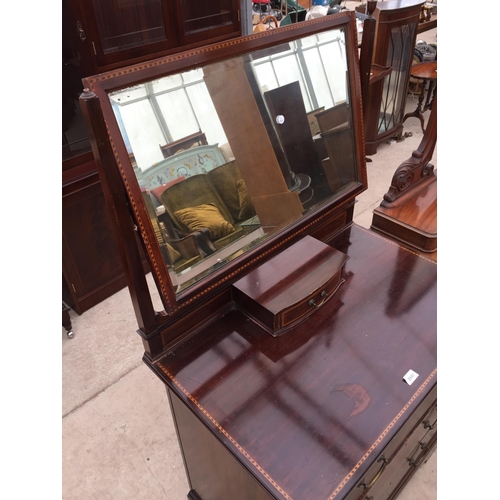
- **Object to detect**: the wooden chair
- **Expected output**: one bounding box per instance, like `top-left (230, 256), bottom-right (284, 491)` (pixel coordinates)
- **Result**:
top-left (159, 174), bottom-right (247, 254)
top-left (142, 191), bottom-right (207, 272)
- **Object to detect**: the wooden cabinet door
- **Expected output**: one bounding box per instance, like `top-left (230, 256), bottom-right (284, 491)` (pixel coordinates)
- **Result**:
top-left (174, 0), bottom-right (241, 46)
top-left (62, 174), bottom-right (129, 314)
top-left (72, 0), bottom-right (241, 71)
top-left (76, 0), bottom-right (180, 68)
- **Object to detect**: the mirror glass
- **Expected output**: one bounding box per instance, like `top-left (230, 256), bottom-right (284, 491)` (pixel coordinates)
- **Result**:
top-left (109, 26), bottom-right (359, 294)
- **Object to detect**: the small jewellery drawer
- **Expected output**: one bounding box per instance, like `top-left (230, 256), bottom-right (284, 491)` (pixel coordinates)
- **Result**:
top-left (280, 269), bottom-right (343, 328)
top-left (232, 235), bottom-right (349, 336)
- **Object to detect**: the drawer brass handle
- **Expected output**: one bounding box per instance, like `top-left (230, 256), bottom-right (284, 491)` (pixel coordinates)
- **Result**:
top-left (309, 290), bottom-right (328, 308)
top-left (423, 419), bottom-right (437, 430)
top-left (358, 457), bottom-right (388, 489)
top-left (408, 441), bottom-right (430, 467)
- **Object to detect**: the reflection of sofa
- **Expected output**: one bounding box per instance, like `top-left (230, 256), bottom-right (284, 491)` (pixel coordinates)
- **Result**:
top-left (159, 160), bottom-right (257, 254)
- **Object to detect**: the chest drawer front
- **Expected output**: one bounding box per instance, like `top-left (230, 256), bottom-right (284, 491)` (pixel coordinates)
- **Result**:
top-left (363, 422), bottom-right (436, 500)
top-left (343, 384), bottom-right (437, 500)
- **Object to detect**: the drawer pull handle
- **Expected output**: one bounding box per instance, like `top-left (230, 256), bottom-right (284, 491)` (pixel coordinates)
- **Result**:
top-left (408, 442), bottom-right (429, 467)
top-left (309, 290), bottom-right (328, 308)
top-left (423, 419), bottom-right (437, 430)
top-left (358, 457), bottom-right (388, 489)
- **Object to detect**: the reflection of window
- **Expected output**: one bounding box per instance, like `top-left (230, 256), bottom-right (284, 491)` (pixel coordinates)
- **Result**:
top-left (252, 33), bottom-right (348, 113)
top-left (111, 72), bottom-right (229, 172)
top-left (111, 32), bottom-right (348, 172)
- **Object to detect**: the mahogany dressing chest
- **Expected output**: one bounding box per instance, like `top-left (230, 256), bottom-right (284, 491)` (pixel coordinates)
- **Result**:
top-left (80, 12), bottom-right (436, 499)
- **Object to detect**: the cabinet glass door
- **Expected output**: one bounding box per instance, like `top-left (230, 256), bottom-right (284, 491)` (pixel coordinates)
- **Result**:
top-left (177, 0), bottom-right (239, 44)
top-left (93, 0), bottom-right (168, 54)
top-left (377, 23), bottom-right (416, 134)
top-left (84, 0), bottom-right (179, 67)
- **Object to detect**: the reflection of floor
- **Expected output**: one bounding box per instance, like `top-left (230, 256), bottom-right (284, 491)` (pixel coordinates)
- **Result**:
top-left (173, 227), bottom-right (266, 291)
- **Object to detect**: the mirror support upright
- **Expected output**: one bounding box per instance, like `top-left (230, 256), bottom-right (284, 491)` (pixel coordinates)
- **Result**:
top-left (79, 89), bottom-right (165, 358)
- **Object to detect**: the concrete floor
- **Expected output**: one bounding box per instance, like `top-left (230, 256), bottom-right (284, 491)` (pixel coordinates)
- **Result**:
top-left (62, 16), bottom-right (438, 499)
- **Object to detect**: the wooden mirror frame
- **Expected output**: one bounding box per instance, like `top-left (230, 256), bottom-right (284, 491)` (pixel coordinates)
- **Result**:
top-left (80, 11), bottom-right (367, 359)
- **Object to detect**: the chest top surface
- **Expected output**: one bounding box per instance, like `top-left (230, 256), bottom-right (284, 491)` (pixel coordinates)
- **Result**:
top-left (151, 225), bottom-right (437, 500)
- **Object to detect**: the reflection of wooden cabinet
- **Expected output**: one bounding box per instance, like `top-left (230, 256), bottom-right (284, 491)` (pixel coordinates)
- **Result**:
top-left (364, 0), bottom-right (424, 155)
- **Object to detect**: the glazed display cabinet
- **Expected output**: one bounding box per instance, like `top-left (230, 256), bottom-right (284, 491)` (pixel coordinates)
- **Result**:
top-left (363, 0), bottom-right (425, 155)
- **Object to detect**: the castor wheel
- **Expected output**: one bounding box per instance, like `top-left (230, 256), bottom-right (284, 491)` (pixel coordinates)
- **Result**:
top-left (62, 303), bottom-right (74, 339)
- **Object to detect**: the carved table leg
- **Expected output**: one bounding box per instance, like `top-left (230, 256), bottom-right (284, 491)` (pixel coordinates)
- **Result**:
top-left (424, 80), bottom-right (436, 112)
top-left (62, 303), bottom-right (74, 338)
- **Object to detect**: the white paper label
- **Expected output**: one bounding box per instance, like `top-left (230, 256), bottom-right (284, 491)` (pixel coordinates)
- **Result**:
top-left (403, 369), bottom-right (419, 385)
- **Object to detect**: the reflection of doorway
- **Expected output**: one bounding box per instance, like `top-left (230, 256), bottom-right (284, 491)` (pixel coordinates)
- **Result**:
top-left (264, 81), bottom-right (329, 203)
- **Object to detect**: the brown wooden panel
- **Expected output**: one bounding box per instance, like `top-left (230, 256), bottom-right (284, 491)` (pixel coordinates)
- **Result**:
top-left (169, 389), bottom-right (274, 500)
top-left (202, 58), bottom-right (304, 229)
top-left (62, 180), bottom-right (128, 313)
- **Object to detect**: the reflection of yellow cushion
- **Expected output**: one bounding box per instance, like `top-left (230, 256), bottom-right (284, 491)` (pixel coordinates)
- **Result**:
top-left (175, 203), bottom-right (235, 239)
top-left (237, 179), bottom-right (256, 220)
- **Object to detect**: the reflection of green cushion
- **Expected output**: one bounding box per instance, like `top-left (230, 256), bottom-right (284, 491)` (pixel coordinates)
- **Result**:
top-left (237, 179), bottom-right (256, 220)
top-left (166, 242), bottom-right (182, 263)
top-left (206, 161), bottom-right (241, 222)
top-left (175, 203), bottom-right (235, 239)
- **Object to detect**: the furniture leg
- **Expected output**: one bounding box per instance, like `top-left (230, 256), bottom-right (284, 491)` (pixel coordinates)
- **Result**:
top-left (425, 80), bottom-right (436, 112)
top-left (62, 303), bottom-right (74, 338)
top-left (403, 77), bottom-right (426, 133)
